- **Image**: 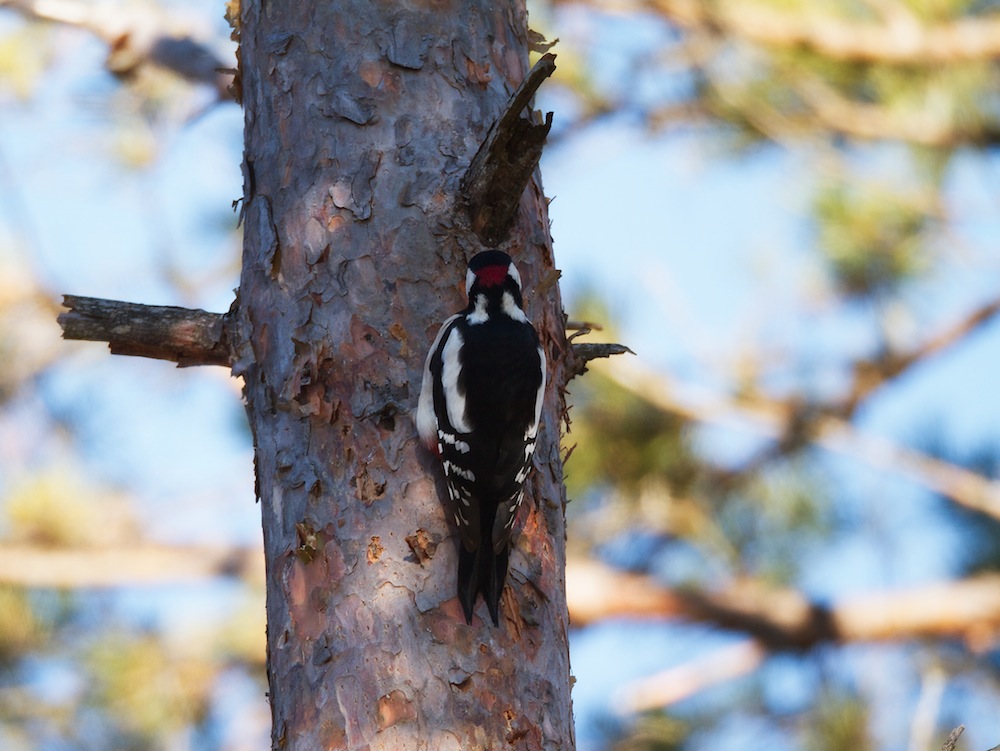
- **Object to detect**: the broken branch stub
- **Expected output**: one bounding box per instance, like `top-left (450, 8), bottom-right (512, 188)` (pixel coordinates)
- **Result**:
top-left (462, 53), bottom-right (556, 245)
top-left (568, 342), bottom-right (635, 381)
top-left (57, 295), bottom-right (234, 367)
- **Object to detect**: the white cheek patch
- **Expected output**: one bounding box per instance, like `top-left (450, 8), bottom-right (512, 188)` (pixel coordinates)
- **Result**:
top-left (441, 329), bottom-right (472, 432)
top-left (507, 261), bottom-right (522, 290)
top-left (501, 291), bottom-right (528, 322)
top-left (467, 294), bottom-right (489, 325)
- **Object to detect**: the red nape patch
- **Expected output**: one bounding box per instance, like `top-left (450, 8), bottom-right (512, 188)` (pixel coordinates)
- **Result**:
top-left (475, 264), bottom-right (508, 288)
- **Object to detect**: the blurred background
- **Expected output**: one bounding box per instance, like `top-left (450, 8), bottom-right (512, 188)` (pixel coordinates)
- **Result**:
top-left (2, 0), bottom-right (1000, 749)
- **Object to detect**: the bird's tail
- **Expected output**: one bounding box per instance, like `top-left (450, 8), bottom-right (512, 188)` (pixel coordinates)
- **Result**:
top-left (457, 542), bottom-right (510, 626)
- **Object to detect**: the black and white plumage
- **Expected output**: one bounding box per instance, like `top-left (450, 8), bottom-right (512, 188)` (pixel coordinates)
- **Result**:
top-left (416, 250), bottom-right (546, 625)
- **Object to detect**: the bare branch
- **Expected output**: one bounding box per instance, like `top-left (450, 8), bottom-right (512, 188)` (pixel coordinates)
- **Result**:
top-left (599, 357), bottom-right (1000, 521)
top-left (789, 73), bottom-right (1000, 147)
top-left (0, 0), bottom-right (234, 97)
top-left (567, 558), bottom-right (685, 624)
top-left (908, 666), bottom-right (948, 751)
top-left (0, 543), bottom-right (261, 587)
top-left (708, 71), bottom-right (1000, 148)
top-left (567, 341), bottom-right (635, 380)
top-left (844, 297), bottom-right (1000, 414)
top-left (58, 295), bottom-right (235, 367)
top-left (567, 558), bottom-right (1000, 648)
top-left (616, 640), bottom-right (766, 713)
top-left (940, 726), bottom-right (965, 751)
top-left (7, 539), bottom-right (1000, 656)
top-left (565, 320), bottom-right (604, 332)
top-left (462, 53), bottom-right (556, 244)
top-left (635, 0), bottom-right (1000, 64)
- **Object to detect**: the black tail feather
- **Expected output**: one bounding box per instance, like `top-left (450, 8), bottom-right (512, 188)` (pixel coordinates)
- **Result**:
top-left (483, 544), bottom-right (509, 626)
top-left (457, 543), bottom-right (509, 626)
top-left (457, 545), bottom-right (480, 625)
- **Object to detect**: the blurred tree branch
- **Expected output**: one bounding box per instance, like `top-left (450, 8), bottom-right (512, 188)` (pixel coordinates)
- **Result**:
top-left (842, 297), bottom-right (1000, 415)
top-left (572, 0), bottom-right (1000, 64)
top-left (615, 640), bottom-right (766, 713)
top-left (0, 543), bottom-right (262, 587)
top-left (6, 541), bottom-right (999, 652)
top-left (600, 357), bottom-right (1000, 521)
top-left (786, 72), bottom-right (1000, 147)
top-left (550, 1), bottom-right (1000, 148)
top-left (0, 0), bottom-right (234, 96)
top-left (566, 558), bottom-right (1000, 649)
top-left (708, 70), bottom-right (1000, 148)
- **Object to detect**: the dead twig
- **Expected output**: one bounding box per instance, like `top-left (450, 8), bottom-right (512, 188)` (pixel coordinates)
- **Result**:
top-left (58, 295), bottom-right (235, 367)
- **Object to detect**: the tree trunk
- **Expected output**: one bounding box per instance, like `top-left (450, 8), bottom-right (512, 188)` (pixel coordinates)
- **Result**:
top-left (236, 2), bottom-right (574, 749)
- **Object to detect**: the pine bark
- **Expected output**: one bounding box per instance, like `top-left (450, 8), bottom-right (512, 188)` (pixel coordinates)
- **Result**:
top-left (236, 2), bottom-right (574, 749)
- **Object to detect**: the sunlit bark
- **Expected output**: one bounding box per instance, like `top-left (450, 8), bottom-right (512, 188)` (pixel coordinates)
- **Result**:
top-left (237, 2), bottom-right (574, 748)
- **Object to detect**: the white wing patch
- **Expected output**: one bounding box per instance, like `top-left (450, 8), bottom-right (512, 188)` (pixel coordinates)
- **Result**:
top-left (492, 488), bottom-right (526, 551)
top-left (505, 491), bottom-right (524, 528)
top-left (507, 344), bottom-right (545, 506)
top-left (526, 345), bottom-right (547, 440)
top-left (438, 430), bottom-right (470, 454)
top-left (443, 460), bottom-right (475, 483)
top-left (416, 314), bottom-right (460, 447)
top-left (441, 328), bottom-right (472, 432)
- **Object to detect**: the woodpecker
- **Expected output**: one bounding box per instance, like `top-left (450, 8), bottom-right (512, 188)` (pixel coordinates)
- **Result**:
top-left (416, 250), bottom-right (547, 625)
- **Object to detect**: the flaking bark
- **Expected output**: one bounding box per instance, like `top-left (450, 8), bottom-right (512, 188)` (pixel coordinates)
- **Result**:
top-left (237, 2), bottom-right (574, 749)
